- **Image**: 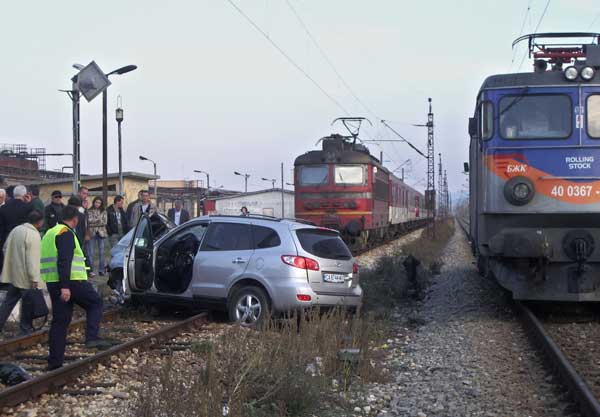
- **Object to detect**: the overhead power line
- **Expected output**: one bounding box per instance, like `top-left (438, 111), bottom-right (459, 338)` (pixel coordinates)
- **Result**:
top-left (284, 0), bottom-right (378, 119)
top-left (226, 0), bottom-right (350, 115)
top-left (517, 0), bottom-right (552, 72)
top-left (509, 0), bottom-right (532, 71)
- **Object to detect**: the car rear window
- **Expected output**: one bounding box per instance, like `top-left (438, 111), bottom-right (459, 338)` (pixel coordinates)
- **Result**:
top-left (295, 229), bottom-right (352, 260)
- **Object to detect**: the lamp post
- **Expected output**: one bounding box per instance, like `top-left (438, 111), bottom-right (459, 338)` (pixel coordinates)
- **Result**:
top-left (139, 155), bottom-right (158, 201)
top-left (101, 65), bottom-right (137, 205)
top-left (261, 177), bottom-right (276, 189)
top-left (193, 170), bottom-right (210, 196)
top-left (116, 101), bottom-right (124, 195)
top-left (234, 171), bottom-right (250, 193)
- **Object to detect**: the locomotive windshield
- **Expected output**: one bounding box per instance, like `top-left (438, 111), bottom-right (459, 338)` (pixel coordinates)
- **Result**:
top-left (334, 165), bottom-right (364, 185)
top-left (499, 94), bottom-right (571, 139)
top-left (299, 165), bottom-right (329, 185)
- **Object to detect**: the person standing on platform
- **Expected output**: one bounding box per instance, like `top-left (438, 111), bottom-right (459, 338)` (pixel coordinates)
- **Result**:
top-left (0, 211), bottom-right (44, 336)
top-left (42, 206), bottom-right (110, 370)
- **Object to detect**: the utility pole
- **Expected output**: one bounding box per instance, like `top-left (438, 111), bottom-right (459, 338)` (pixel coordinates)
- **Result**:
top-left (281, 162), bottom-right (285, 218)
top-left (443, 170), bottom-right (449, 218)
top-left (438, 152), bottom-right (443, 218)
top-left (425, 98), bottom-right (435, 237)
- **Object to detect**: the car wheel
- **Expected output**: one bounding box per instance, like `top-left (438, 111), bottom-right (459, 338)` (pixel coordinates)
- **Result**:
top-left (228, 286), bottom-right (270, 327)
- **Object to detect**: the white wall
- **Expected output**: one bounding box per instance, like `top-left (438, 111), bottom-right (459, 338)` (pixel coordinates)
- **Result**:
top-left (214, 191), bottom-right (295, 218)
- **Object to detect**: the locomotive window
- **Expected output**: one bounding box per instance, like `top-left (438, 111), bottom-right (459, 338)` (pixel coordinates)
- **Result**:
top-left (587, 95), bottom-right (600, 138)
top-left (334, 165), bottom-right (364, 185)
top-left (480, 101), bottom-right (493, 140)
top-left (499, 94), bottom-right (571, 139)
top-left (299, 165), bottom-right (329, 185)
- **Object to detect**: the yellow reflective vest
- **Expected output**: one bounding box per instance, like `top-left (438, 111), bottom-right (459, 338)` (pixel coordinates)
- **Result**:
top-left (40, 224), bottom-right (88, 283)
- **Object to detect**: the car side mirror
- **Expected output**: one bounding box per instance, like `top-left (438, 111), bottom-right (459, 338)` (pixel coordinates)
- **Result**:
top-left (463, 162), bottom-right (469, 173)
top-left (468, 117), bottom-right (477, 137)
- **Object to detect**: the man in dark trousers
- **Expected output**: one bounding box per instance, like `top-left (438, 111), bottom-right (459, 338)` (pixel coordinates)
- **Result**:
top-left (41, 206), bottom-right (111, 370)
top-left (44, 190), bottom-right (65, 230)
top-left (167, 199), bottom-right (190, 226)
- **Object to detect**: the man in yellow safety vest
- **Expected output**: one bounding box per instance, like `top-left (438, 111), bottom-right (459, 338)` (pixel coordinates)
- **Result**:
top-left (41, 205), bottom-right (111, 370)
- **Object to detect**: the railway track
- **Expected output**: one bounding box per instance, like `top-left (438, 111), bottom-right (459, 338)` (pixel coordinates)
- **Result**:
top-left (0, 308), bottom-right (208, 410)
top-left (517, 301), bottom-right (600, 417)
top-left (351, 220), bottom-right (430, 257)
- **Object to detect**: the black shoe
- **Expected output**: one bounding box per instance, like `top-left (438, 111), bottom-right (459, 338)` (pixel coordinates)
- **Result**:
top-left (85, 339), bottom-right (114, 350)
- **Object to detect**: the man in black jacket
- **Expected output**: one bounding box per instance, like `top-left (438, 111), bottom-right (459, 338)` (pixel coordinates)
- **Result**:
top-left (0, 185), bottom-right (33, 244)
top-left (107, 195), bottom-right (129, 246)
top-left (45, 190), bottom-right (65, 230)
top-left (167, 199), bottom-right (190, 226)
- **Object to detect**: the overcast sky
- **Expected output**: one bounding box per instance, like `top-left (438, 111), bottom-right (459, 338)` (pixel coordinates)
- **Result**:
top-left (2, 0), bottom-right (600, 195)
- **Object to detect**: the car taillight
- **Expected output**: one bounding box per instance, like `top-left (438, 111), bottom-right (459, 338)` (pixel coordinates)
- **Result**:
top-left (281, 255), bottom-right (320, 271)
top-left (296, 294), bottom-right (312, 302)
top-left (353, 263), bottom-right (359, 274)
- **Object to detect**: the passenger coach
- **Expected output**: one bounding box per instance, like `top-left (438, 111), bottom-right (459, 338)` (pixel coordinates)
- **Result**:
top-left (469, 32), bottom-right (600, 301)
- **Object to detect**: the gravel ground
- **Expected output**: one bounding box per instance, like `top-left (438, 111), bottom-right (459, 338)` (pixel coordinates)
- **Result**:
top-left (544, 319), bottom-right (600, 403)
top-left (352, 221), bottom-right (579, 417)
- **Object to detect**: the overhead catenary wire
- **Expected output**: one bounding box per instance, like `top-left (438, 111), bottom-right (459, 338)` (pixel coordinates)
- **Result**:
top-left (226, 0), bottom-right (351, 116)
top-left (509, 0), bottom-right (533, 71)
top-left (517, 0), bottom-right (552, 72)
top-left (284, 0), bottom-right (378, 119)
top-left (588, 11), bottom-right (600, 31)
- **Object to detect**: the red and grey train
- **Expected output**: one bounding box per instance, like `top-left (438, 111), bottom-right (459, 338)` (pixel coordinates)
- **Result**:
top-left (294, 134), bottom-right (430, 250)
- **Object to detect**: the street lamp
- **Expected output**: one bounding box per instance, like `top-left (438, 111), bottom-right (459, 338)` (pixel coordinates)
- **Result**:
top-left (139, 155), bottom-right (158, 201)
top-left (234, 171), bottom-right (250, 193)
top-left (261, 177), bottom-right (276, 189)
top-left (116, 97), bottom-right (124, 196)
top-left (102, 65), bottom-right (137, 205)
top-left (193, 170), bottom-right (210, 196)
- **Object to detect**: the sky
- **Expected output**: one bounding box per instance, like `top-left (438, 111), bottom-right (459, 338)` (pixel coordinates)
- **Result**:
top-left (1, 0), bottom-right (600, 196)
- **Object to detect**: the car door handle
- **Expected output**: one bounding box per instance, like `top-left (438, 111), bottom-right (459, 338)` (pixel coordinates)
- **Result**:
top-left (232, 258), bottom-right (247, 264)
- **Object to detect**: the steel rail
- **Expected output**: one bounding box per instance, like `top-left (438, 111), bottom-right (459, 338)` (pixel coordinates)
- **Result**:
top-left (0, 309), bottom-right (119, 356)
top-left (0, 312), bottom-right (208, 409)
top-left (516, 301), bottom-right (600, 417)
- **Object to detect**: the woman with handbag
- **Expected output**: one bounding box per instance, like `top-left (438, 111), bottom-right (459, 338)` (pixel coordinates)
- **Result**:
top-left (0, 210), bottom-right (45, 336)
top-left (86, 197), bottom-right (108, 277)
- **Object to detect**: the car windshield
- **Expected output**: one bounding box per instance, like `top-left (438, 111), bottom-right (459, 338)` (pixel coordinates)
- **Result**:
top-left (499, 94), bottom-right (571, 139)
top-left (299, 165), bottom-right (329, 185)
top-left (296, 228), bottom-right (352, 260)
top-left (335, 165), bottom-right (364, 185)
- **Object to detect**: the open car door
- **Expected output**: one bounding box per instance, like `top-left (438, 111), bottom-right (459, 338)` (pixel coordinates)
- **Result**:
top-left (126, 214), bottom-right (155, 291)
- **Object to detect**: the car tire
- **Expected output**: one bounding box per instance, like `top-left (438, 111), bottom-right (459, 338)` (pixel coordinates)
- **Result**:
top-left (228, 285), bottom-right (270, 327)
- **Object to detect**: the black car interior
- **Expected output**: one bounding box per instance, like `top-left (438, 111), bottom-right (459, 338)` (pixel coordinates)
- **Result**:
top-left (155, 224), bottom-right (208, 293)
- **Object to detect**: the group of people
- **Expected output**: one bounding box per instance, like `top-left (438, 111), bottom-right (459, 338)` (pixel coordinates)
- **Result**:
top-left (0, 185), bottom-right (163, 370)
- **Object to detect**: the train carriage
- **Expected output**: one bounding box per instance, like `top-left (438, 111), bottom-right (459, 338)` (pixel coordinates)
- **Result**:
top-left (469, 32), bottom-right (600, 301)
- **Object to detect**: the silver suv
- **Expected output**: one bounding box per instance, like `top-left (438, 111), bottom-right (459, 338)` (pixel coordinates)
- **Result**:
top-left (123, 214), bottom-right (362, 325)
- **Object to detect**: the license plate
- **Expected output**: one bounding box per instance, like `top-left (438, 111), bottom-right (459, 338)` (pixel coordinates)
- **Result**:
top-left (323, 273), bottom-right (347, 283)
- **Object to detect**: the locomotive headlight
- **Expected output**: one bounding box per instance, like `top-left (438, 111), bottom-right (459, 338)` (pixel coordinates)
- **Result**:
top-left (504, 176), bottom-right (535, 206)
top-left (581, 66), bottom-right (596, 81)
top-left (513, 183), bottom-right (531, 200)
top-left (564, 66), bottom-right (579, 81)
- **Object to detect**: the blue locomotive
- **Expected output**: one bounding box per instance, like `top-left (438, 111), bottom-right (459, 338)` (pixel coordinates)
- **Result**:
top-left (468, 33), bottom-right (600, 301)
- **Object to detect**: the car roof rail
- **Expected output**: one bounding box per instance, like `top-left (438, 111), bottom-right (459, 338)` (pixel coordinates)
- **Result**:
top-left (208, 214), bottom-right (282, 222)
top-left (281, 217), bottom-right (316, 226)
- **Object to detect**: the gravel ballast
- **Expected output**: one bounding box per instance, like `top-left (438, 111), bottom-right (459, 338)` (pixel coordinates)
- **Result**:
top-left (355, 221), bottom-right (578, 417)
